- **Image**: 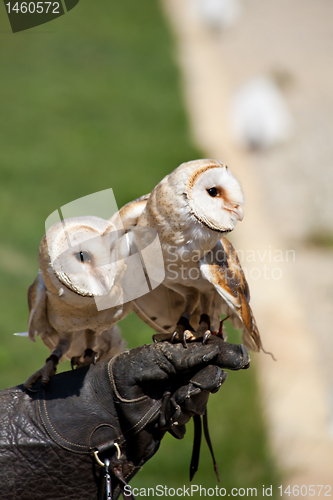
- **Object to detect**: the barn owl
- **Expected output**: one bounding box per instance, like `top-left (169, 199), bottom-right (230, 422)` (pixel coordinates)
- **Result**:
top-left (24, 215), bottom-right (130, 389)
top-left (113, 159), bottom-right (263, 353)
top-left (230, 76), bottom-right (294, 149)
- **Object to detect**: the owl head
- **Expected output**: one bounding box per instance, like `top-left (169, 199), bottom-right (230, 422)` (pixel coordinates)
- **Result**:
top-left (186, 159), bottom-right (244, 232)
top-left (162, 159), bottom-right (244, 234)
top-left (41, 216), bottom-right (119, 297)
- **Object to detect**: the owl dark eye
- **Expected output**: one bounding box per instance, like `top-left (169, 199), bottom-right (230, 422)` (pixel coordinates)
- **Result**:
top-left (207, 187), bottom-right (218, 197)
top-left (75, 251), bottom-right (90, 263)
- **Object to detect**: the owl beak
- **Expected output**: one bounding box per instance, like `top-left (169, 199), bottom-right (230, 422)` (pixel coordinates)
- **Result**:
top-left (233, 205), bottom-right (244, 221)
top-left (96, 272), bottom-right (112, 295)
top-left (225, 204), bottom-right (244, 221)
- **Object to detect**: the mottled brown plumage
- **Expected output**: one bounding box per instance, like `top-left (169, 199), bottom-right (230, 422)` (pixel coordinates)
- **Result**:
top-left (200, 237), bottom-right (262, 351)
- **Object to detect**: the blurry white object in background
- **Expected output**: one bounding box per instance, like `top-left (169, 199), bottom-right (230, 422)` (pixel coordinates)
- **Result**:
top-left (230, 76), bottom-right (294, 149)
top-left (191, 0), bottom-right (242, 30)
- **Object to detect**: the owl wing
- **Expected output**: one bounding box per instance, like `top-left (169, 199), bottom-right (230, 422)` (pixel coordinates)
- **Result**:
top-left (200, 236), bottom-right (262, 352)
top-left (27, 270), bottom-right (58, 349)
top-left (132, 284), bottom-right (201, 334)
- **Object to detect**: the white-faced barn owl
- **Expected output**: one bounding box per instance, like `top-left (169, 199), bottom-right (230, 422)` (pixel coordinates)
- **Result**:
top-left (112, 159), bottom-right (263, 353)
top-left (24, 216), bottom-right (129, 389)
top-left (230, 76), bottom-right (294, 149)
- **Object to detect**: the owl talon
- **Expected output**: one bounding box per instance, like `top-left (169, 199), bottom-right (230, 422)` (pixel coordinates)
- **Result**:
top-left (171, 330), bottom-right (180, 343)
top-left (178, 328), bottom-right (196, 347)
top-left (71, 350), bottom-right (98, 369)
top-left (71, 356), bottom-right (81, 370)
top-left (151, 324), bottom-right (195, 346)
top-left (83, 348), bottom-right (98, 365)
top-left (172, 325), bottom-right (194, 347)
top-left (202, 331), bottom-right (211, 344)
top-left (24, 358), bottom-right (58, 389)
top-left (197, 315), bottom-right (211, 343)
top-left (151, 332), bottom-right (179, 343)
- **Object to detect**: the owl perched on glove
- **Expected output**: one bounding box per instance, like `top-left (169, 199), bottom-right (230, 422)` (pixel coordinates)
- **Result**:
top-left (24, 158), bottom-right (264, 388)
top-left (113, 159), bottom-right (263, 353)
top-left (24, 216), bottom-right (130, 388)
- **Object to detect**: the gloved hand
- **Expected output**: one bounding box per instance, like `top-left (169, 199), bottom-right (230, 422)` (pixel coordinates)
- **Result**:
top-left (107, 336), bottom-right (250, 496)
top-left (0, 336), bottom-right (249, 500)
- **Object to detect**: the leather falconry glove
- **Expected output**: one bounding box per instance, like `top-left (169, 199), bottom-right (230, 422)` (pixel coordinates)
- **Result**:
top-left (0, 336), bottom-right (249, 500)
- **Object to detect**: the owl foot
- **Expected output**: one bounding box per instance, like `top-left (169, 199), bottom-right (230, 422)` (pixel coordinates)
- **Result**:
top-left (24, 354), bottom-right (59, 390)
top-left (71, 349), bottom-right (98, 369)
top-left (195, 314), bottom-right (212, 344)
top-left (152, 329), bottom-right (194, 347)
top-left (152, 317), bottom-right (195, 347)
top-left (171, 324), bottom-right (196, 348)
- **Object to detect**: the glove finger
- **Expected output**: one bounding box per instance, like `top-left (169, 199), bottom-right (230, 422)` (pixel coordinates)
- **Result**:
top-left (190, 365), bottom-right (227, 394)
top-left (214, 341), bottom-right (250, 370)
top-left (174, 366), bottom-right (227, 408)
top-left (157, 337), bottom-right (249, 372)
top-left (157, 341), bottom-right (221, 371)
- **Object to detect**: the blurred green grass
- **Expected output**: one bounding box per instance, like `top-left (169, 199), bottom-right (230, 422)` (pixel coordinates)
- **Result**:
top-left (0, 0), bottom-right (280, 496)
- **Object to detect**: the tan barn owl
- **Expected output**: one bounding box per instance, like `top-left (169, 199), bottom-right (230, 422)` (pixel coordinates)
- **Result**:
top-left (113, 159), bottom-right (263, 353)
top-left (24, 215), bottom-right (130, 388)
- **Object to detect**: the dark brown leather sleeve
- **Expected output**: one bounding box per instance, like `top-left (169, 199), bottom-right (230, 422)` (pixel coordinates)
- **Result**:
top-left (0, 337), bottom-right (249, 500)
